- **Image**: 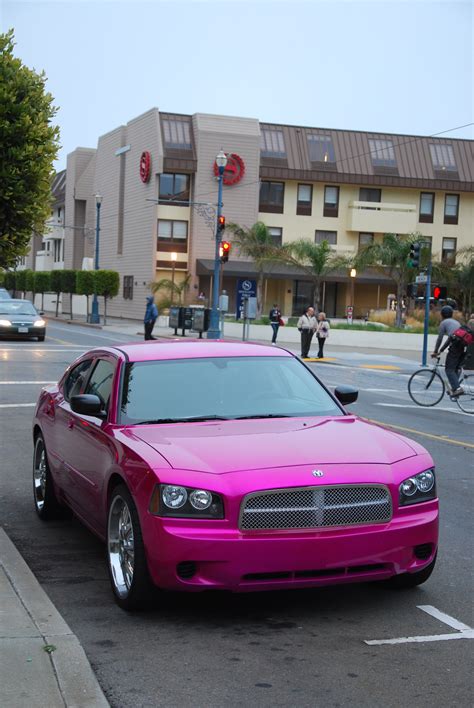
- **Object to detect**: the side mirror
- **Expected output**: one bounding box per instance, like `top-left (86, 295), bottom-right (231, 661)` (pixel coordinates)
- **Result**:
top-left (334, 386), bottom-right (358, 405)
top-left (70, 394), bottom-right (106, 418)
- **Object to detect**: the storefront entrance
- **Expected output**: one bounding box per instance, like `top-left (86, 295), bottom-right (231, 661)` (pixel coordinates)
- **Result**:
top-left (292, 281), bottom-right (338, 316)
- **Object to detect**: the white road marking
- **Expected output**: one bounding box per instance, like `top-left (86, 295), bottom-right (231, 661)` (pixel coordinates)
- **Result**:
top-left (365, 605), bottom-right (474, 645)
top-left (364, 388), bottom-right (403, 393)
top-left (0, 403), bottom-right (36, 408)
top-left (0, 381), bottom-right (55, 385)
top-left (375, 402), bottom-right (469, 416)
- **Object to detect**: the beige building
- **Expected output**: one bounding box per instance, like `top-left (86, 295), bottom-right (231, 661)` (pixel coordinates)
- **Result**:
top-left (26, 109), bottom-right (474, 319)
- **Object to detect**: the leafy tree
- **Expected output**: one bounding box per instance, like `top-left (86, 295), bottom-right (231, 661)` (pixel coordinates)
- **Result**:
top-left (0, 30), bottom-right (60, 269)
top-left (3, 271), bottom-right (16, 294)
top-left (226, 221), bottom-right (280, 317)
top-left (0, 271), bottom-right (4, 286)
top-left (76, 270), bottom-right (96, 321)
top-left (151, 273), bottom-right (191, 310)
top-left (50, 270), bottom-right (62, 317)
top-left (60, 270), bottom-right (77, 320)
top-left (25, 269), bottom-right (35, 302)
top-left (282, 239), bottom-right (345, 313)
top-left (432, 246), bottom-right (474, 319)
top-left (34, 271), bottom-right (51, 311)
top-left (95, 270), bottom-right (119, 324)
top-left (15, 269), bottom-right (28, 298)
top-left (355, 232), bottom-right (420, 327)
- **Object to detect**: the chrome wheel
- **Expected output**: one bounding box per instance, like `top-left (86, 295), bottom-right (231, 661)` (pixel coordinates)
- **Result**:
top-left (108, 494), bottom-right (135, 599)
top-left (33, 439), bottom-right (47, 512)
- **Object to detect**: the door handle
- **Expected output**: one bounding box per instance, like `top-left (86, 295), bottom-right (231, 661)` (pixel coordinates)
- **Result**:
top-left (67, 419), bottom-right (74, 430)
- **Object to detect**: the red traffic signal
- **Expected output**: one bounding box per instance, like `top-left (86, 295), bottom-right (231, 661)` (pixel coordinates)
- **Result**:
top-left (220, 241), bottom-right (231, 263)
top-left (217, 215), bottom-right (226, 233)
top-left (433, 286), bottom-right (441, 299)
top-left (433, 286), bottom-right (447, 300)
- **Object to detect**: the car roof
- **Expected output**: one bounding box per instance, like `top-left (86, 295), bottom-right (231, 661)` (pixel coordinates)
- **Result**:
top-left (107, 340), bottom-right (294, 363)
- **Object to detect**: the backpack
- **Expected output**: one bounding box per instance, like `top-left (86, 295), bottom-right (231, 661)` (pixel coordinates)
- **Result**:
top-left (452, 325), bottom-right (474, 347)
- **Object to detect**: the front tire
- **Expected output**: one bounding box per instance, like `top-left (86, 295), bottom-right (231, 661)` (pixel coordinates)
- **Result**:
top-left (408, 369), bottom-right (445, 407)
top-left (107, 484), bottom-right (155, 611)
top-left (33, 435), bottom-right (63, 520)
top-left (386, 553), bottom-right (437, 589)
top-left (456, 374), bottom-right (474, 414)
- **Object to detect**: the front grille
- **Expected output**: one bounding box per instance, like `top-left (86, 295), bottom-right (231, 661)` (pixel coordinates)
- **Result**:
top-left (239, 485), bottom-right (392, 531)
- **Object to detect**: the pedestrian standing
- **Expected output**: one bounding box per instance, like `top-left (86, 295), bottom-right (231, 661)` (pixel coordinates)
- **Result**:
top-left (269, 303), bottom-right (282, 344)
top-left (144, 295), bottom-right (158, 340)
top-left (316, 311), bottom-right (330, 358)
top-left (297, 306), bottom-right (317, 358)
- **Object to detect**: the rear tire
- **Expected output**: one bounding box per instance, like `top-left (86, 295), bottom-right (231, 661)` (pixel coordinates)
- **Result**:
top-left (456, 374), bottom-right (474, 414)
top-left (107, 484), bottom-right (155, 611)
top-left (37, 335), bottom-right (45, 342)
top-left (385, 553), bottom-right (437, 589)
top-left (33, 435), bottom-right (64, 520)
top-left (408, 369), bottom-right (444, 407)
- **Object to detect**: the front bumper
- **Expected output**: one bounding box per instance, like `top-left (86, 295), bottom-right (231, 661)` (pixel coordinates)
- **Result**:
top-left (142, 503), bottom-right (438, 592)
top-left (0, 326), bottom-right (45, 338)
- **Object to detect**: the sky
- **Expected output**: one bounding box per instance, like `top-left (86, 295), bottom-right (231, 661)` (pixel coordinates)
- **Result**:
top-left (2, 0), bottom-right (473, 170)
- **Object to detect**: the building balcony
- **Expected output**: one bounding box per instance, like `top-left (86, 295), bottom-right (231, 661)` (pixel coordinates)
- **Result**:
top-left (35, 250), bottom-right (54, 271)
top-left (44, 223), bottom-right (65, 240)
top-left (347, 201), bottom-right (417, 234)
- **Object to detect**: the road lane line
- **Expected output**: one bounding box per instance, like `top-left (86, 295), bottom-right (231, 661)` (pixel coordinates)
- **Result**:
top-left (0, 403), bottom-right (36, 408)
top-left (417, 605), bottom-right (472, 632)
top-left (365, 605), bottom-right (474, 645)
top-left (360, 364), bottom-right (401, 370)
top-left (375, 402), bottom-right (470, 417)
top-left (366, 418), bottom-right (474, 449)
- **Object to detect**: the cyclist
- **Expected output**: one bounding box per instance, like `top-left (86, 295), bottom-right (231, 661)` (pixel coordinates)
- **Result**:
top-left (431, 305), bottom-right (460, 358)
top-left (434, 317), bottom-right (474, 397)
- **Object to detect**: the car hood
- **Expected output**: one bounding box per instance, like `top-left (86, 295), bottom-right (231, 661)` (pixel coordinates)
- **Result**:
top-left (126, 416), bottom-right (418, 473)
top-left (0, 313), bottom-right (37, 321)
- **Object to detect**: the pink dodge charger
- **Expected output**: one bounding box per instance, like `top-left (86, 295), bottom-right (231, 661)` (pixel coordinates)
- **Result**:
top-left (33, 341), bottom-right (438, 610)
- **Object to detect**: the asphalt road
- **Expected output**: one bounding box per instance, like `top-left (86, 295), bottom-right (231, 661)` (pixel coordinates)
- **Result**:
top-left (0, 321), bottom-right (473, 708)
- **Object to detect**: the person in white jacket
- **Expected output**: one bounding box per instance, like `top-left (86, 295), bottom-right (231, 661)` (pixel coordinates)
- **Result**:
top-left (316, 312), bottom-right (330, 358)
top-left (297, 306), bottom-right (317, 358)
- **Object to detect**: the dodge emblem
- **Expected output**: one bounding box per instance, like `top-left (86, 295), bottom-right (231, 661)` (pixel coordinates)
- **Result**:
top-left (312, 470), bottom-right (324, 477)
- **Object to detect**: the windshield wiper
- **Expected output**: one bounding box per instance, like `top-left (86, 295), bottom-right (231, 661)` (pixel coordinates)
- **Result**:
top-left (136, 415), bottom-right (231, 425)
top-left (234, 413), bottom-right (292, 420)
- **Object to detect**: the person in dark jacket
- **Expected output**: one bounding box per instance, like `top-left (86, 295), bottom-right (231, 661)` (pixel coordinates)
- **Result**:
top-left (144, 295), bottom-right (158, 340)
top-left (269, 304), bottom-right (282, 344)
top-left (434, 317), bottom-right (474, 396)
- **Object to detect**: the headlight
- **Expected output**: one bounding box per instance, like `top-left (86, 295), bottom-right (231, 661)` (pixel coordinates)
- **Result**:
top-left (33, 319), bottom-right (46, 327)
top-left (150, 484), bottom-right (224, 519)
top-left (0, 320), bottom-right (12, 327)
top-left (399, 469), bottom-right (436, 506)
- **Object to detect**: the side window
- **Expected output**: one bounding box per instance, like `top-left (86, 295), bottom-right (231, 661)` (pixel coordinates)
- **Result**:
top-left (84, 359), bottom-right (116, 411)
top-left (63, 359), bottom-right (93, 401)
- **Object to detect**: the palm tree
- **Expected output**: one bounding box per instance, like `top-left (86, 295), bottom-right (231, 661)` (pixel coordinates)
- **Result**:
top-left (282, 239), bottom-right (345, 313)
top-left (226, 221), bottom-right (280, 318)
top-left (432, 246), bottom-right (474, 318)
top-left (354, 232), bottom-right (421, 327)
top-left (151, 273), bottom-right (191, 310)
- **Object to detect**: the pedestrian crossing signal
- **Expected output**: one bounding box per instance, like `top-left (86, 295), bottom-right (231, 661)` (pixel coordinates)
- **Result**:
top-left (433, 286), bottom-right (447, 300)
top-left (220, 241), bottom-right (231, 263)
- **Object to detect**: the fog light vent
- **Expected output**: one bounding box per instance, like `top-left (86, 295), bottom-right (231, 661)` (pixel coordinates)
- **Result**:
top-left (414, 543), bottom-right (433, 560)
top-left (177, 561), bottom-right (196, 579)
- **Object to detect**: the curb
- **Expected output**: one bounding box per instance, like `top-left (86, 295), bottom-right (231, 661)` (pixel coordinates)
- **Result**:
top-left (45, 316), bottom-right (103, 330)
top-left (0, 528), bottom-right (109, 707)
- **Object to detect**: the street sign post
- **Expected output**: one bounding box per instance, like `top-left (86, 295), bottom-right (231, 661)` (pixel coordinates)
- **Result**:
top-left (416, 274), bottom-right (428, 284)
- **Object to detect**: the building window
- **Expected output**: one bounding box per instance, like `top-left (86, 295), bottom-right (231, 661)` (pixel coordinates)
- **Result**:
top-left (430, 144), bottom-right (457, 172)
top-left (297, 184), bottom-right (312, 216)
top-left (157, 219), bottom-right (188, 252)
top-left (315, 230), bottom-right (337, 245)
top-left (261, 129), bottom-right (286, 158)
top-left (359, 188), bottom-right (381, 202)
top-left (307, 135), bottom-right (336, 164)
top-left (358, 233), bottom-right (374, 249)
top-left (57, 207), bottom-right (62, 221)
top-left (323, 186), bottom-right (339, 217)
top-left (419, 192), bottom-right (435, 223)
top-left (368, 139), bottom-right (396, 167)
top-left (268, 227), bottom-right (282, 247)
top-left (444, 194), bottom-right (459, 225)
top-left (159, 173), bottom-right (190, 205)
top-left (162, 119), bottom-right (192, 149)
top-left (442, 238), bottom-right (457, 264)
top-left (259, 181), bottom-right (285, 213)
top-left (123, 276), bottom-right (134, 300)
top-left (53, 239), bottom-right (63, 263)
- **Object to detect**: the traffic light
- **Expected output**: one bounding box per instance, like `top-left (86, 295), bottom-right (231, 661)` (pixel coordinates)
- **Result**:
top-left (433, 286), bottom-right (447, 300)
top-left (408, 242), bottom-right (421, 268)
top-left (217, 215), bottom-right (226, 234)
top-left (408, 283), bottom-right (418, 298)
top-left (220, 241), bottom-right (231, 263)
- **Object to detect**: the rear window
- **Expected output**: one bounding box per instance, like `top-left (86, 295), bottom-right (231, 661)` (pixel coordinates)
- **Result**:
top-left (119, 356), bottom-right (342, 424)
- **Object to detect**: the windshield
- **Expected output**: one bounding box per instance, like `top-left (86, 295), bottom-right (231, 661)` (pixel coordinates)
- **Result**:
top-left (0, 301), bottom-right (38, 316)
top-left (120, 356), bottom-right (343, 424)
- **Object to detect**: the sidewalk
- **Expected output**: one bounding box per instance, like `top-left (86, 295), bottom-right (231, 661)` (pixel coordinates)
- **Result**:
top-left (0, 527), bottom-right (108, 708)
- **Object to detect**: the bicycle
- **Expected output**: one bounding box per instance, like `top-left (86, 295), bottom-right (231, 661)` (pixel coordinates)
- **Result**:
top-left (408, 359), bottom-right (474, 414)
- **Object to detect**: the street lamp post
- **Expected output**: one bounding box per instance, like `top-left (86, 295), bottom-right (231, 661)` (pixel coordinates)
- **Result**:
top-left (170, 251), bottom-right (177, 305)
top-left (207, 149), bottom-right (227, 339)
top-left (90, 193), bottom-right (102, 324)
top-left (349, 268), bottom-right (356, 323)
